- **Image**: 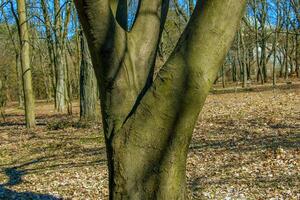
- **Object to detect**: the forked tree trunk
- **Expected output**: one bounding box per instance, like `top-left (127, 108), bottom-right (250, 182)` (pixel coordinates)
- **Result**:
top-left (75, 0), bottom-right (246, 199)
top-left (17, 0), bottom-right (36, 128)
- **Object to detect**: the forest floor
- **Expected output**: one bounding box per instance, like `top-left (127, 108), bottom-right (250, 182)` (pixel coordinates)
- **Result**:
top-left (0, 87), bottom-right (299, 199)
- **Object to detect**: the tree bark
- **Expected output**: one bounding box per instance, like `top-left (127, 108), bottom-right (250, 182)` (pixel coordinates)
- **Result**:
top-left (80, 33), bottom-right (98, 121)
top-left (41, 0), bottom-right (56, 103)
top-left (54, 0), bottom-right (71, 112)
top-left (252, 0), bottom-right (264, 84)
top-left (17, 0), bottom-right (36, 128)
top-left (16, 53), bottom-right (24, 108)
top-left (1, 5), bottom-right (24, 108)
top-left (75, 0), bottom-right (246, 199)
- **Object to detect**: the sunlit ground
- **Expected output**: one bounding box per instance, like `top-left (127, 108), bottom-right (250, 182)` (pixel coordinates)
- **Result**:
top-left (0, 87), bottom-right (299, 199)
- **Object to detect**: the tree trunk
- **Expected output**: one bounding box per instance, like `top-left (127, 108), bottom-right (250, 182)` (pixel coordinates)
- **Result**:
top-left (80, 33), bottom-right (98, 121)
top-left (295, 32), bottom-right (299, 77)
top-left (75, 0), bottom-right (246, 199)
top-left (253, 0), bottom-right (264, 84)
top-left (284, 3), bottom-right (290, 80)
top-left (53, 0), bottom-right (71, 112)
top-left (17, 0), bottom-right (36, 128)
top-left (239, 28), bottom-right (247, 88)
top-left (55, 49), bottom-right (67, 112)
top-left (65, 51), bottom-right (72, 115)
top-left (260, 0), bottom-right (268, 82)
top-left (222, 64), bottom-right (226, 88)
top-left (16, 53), bottom-right (24, 108)
top-left (188, 0), bottom-right (194, 16)
top-left (41, 0), bottom-right (56, 103)
top-left (1, 5), bottom-right (24, 108)
top-left (0, 79), bottom-right (6, 121)
top-left (273, 32), bottom-right (277, 86)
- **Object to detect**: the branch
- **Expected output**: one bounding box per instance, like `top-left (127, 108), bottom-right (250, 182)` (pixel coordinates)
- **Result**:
top-left (173, 0), bottom-right (188, 22)
top-left (123, 0), bottom-right (247, 139)
top-left (74, 0), bottom-right (114, 54)
top-left (131, 0), bottom-right (169, 58)
top-left (113, 1), bottom-right (247, 195)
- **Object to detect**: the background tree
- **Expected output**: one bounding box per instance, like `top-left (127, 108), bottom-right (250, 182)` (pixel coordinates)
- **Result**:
top-left (79, 32), bottom-right (99, 121)
top-left (17, 0), bottom-right (35, 128)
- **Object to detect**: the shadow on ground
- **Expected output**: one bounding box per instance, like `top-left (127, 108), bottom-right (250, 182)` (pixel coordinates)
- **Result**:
top-left (0, 159), bottom-right (61, 200)
top-left (0, 131), bottom-right (106, 200)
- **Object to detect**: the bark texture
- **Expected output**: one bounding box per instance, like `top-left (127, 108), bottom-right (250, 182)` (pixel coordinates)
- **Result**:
top-left (54, 0), bottom-right (71, 112)
top-left (75, 0), bottom-right (246, 199)
top-left (17, 0), bottom-right (36, 128)
top-left (80, 33), bottom-right (99, 121)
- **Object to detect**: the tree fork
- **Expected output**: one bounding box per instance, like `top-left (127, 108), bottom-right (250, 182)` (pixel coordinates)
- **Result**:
top-left (75, 0), bottom-right (246, 199)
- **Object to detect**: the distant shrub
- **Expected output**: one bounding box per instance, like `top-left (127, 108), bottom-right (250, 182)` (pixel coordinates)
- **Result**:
top-left (47, 120), bottom-right (72, 130)
top-left (72, 120), bottom-right (93, 129)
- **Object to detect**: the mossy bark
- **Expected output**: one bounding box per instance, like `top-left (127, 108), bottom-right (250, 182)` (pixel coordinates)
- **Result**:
top-left (74, 0), bottom-right (246, 199)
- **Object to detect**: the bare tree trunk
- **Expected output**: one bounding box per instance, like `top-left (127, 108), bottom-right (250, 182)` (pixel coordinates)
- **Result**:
top-left (260, 0), bottom-right (268, 82)
top-left (222, 64), bottom-right (226, 88)
top-left (252, 0), bottom-right (264, 84)
top-left (284, 2), bottom-right (290, 80)
top-left (75, 0), bottom-right (246, 199)
top-left (16, 53), bottom-right (24, 108)
top-left (41, 0), bottom-right (56, 104)
top-left (188, 0), bottom-right (194, 16)
top-left (232, 55), bottom-right (237, 82)
top-left (80, 33), bottom-right (98, 121)
top-left (54, 0), bottom-right (71, 112)
top-left (0, 79), bottom-right (6, 122)
top-left (17, 0), bottom-right (36, 128)
top-left (1, 5), bottom-right (24, 108)
top-left (295, 30), bottom-right (299, 78)
top-left (65, 52), bottom-right (72, 115)
top-left (240, 28), bottom-right (247, 88)
top-left (273, 0), bottom-right (281, 86)
top-left (273, 32), bottom-right (278, 86)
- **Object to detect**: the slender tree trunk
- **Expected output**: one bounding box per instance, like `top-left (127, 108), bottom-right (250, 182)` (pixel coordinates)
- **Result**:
top-left (240, 28), bottom-right (247, 88)
top-left (1, 5), bottom-right (24, 108)
top-left (54, 0), bottom-right (65, 112)
top-left (279, 51), bottom-right (284, 77)
top-left (16, 53), bottom-right (24, 108)
top-left (41, 0), bottom-right (56, 104)
top-left (0, 79), bottom-right (6, 121)
top-left (284, 3), bottom-right (290, 80)
top-left (285, 30), bottom-right (289, 80)
top-left (65, 52), bottom-right (72, 115)
top-left (295, 32), bottom-right (299, 77)
top-left (188, 0), bottom-right (194, 16)
top-left (53, 0), bottom-right (71, 112)
top-left (273, 32), bottom-right (278, 86)
top-left (273, 0), bottom-right (280, 86)
top-left (75, 0), bottom-right (246, 199)
top-left (253, 0), bottom-right (264, 84)
top-left (222, 64), bottom-right (226, 88)
top-left (261, 0), bottom-right (268, 82)
top-left (232, 56), bottom-right (237, 82)
top-left (17, 0), bottom-right (36, 128)
top-left (55, 48), bottom-right (67, 112)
